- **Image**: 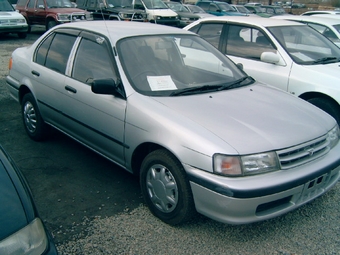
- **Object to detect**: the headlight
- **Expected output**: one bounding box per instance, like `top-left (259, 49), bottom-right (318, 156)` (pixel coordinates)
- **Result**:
top-left (213, 152), bottom-right (280, 177)
top-left (0, 218), bottom-right (48, 254)
top-left (180, 17), bottom-right (189, 21)
top-left (57, 13), bottom-right (71, 21)
top-left (328, 125), bottom-right (340, 149)
top-left (86, 13), bottom-right (93, 20)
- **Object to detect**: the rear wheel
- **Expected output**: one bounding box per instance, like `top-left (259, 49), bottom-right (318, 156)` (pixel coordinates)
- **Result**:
top-left (21, 93), bottom-right (49, 141)
top-left (308, 97), bottom-right (340, 124)
top-left (140, 149), bottom-right (196, 225)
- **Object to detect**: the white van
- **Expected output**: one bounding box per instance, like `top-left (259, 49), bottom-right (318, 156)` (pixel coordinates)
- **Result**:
top-left (132, 0), bottom-right (179, 26)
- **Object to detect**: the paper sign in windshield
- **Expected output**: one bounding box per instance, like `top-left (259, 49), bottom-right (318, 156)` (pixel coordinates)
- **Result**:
top-left (147, 75), bottom-right (177, 91)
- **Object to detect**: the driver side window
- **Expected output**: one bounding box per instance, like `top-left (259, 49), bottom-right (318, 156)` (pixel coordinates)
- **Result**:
top-left (72, 37), bottom-right (116, 84)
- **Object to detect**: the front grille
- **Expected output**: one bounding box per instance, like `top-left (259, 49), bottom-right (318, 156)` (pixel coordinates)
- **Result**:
top-left (277, 134), bottom-right (330, 169)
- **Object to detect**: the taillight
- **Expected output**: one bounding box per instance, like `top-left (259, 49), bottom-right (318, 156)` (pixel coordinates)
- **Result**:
top-left (8, 57), bottom-right (12, 70)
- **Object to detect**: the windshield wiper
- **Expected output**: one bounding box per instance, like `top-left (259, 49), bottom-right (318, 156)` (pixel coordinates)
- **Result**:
top-left (170, 76), bottom-right (254, 96)
top-left (312, 57), bottom-right (339, 64)
top-left (216, 76), bottom-right (254, 91)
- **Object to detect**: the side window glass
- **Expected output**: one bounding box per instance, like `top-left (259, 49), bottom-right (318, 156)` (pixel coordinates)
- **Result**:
top-left (27, 0), bottom-right (35, 8)
top-left (37, 0), bottom-right (44, 8)
top-left (35, 33), bottom-right (55, 65)
top-left (195, 23), bottom-right (223, 49)
top-left (72, 38), bottom-right (116, 83)
top-left (44, 33), bottom-right (76, 73)
top-left (226, 25), bottom-right (275, 60)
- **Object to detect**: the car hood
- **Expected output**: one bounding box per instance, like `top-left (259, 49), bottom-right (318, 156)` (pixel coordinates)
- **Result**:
top-left (303, 62), bottom-right (340, 77)
top-left (151, 83), bottom-right (334, 154)
top-left (107, 6), bottom-right (144, 13)
top-left (48, 7), bottom-right (86, 13)
top-left (0, 11), bottom-right (25, 19)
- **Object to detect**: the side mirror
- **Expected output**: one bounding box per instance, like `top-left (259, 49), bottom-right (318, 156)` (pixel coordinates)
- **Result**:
top-left (91, 78), bottom-right (126, 99)
top-left (260, 52), bottom-right (280, 64)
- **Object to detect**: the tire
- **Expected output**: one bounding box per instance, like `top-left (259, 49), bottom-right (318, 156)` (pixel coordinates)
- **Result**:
top-left (46, 20), bottom-right (57, 31)
top-left (17, 32), bottom-right (27, 39)
top-left (140, 149), bottom-right (196, 225)
top-left (307, 97), bottom-right (340, 124)
top-left (21, 93), bottom-right (49, 141)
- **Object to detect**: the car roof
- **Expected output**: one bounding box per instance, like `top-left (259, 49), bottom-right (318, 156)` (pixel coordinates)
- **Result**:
top-left (272, 15), bottom-right (340, 25)
top-left (301, 10), bottom-right (340, 15)
top-left (53, 21), bottom-right (193, 43)
top-left (191, 15), bottom-right (303, 28)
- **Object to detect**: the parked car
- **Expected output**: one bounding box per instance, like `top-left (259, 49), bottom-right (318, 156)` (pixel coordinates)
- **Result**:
top-left (0, 0), bottom-right (28, 38)
top-left (76, 0), bottom-right (147, 21)
top-left (230, 4), bottom-right (255, 16)
top-left (6, 21), bottom-right (340, 226)
top-left (184, 16), bottom-right (340, 123)
top-left (0, 145), bottom-right (57, 254)
top-left (15, 0), bottom-right (93, 31)
top-left (261, 5), bottom-right (288, 16)
top-left (272, 15), bottom-right (340, 48)
top-left (132, 0), bottom-right (179, 26)
top-left (163, 1), bottom-right (199, 27)
top-left (183, 4), bottom-right (214, 19)
top-left (244, 5), bottom-right (272, 17)
top-left (196, 1), bottom-right (245, 16)
top-left (301, 10), bottom-right (340, 16)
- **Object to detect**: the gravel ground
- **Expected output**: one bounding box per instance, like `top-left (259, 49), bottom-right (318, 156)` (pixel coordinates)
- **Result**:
top-left (1, 30), bottom-right (340, 255)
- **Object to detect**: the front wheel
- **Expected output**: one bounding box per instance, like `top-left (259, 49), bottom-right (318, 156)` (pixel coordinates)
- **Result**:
top-left (46, 20), bottom-right (57, 31)
top-left (21, 93), bottom-right (49, 141)
top-left (308, 97), bottom-right (340, 125)
top-left (140, 149), bottom-right (196, 225)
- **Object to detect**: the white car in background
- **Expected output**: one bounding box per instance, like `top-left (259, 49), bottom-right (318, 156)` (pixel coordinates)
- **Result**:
top-left (184, 16), bottom-right (340, 123)
top-left (0, 0), bottom-right (28, 38)
top-left (272, 15), bottom-right (340, 47)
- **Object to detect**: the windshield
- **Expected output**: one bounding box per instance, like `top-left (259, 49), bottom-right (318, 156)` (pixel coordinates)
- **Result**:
top-left (118, 35), bottom-right (250, 96)
top-left (166, 2), bottom-right (188, 12)
top-left (46, 0), bottom-right (73, 8)
top-left (141, 0), bottom-right (167, 9)
top-left (216, 3), bottom-right (235, 12)
top-left (107, 0), bottom-right (132, 7)
top-left (186, 5), bottom-right (205, 13)
top-left (0, 0), bottom-right (15, 11)
top-left (268, 25), bottom-right (340, 65)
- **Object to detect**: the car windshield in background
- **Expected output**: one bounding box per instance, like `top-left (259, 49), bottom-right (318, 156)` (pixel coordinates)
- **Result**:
top-left (167, 2), bottom-right (188, 12)
top-left (142, 0), bottom-right (168, 9)
top-left (0, 0), bottom-right (14, 11)
top-left (118, 34), bottom-right (249, 96)
top-left (217, 3), bottom-right (236, 12)
top-left (186, 5), bottom-right (205, 13)
top-left (107, 0), bottom-right (132, 7)
top-left (268, 25), bottom-right (340, 65)
top-left (46, 0), bottom-right (73, 8)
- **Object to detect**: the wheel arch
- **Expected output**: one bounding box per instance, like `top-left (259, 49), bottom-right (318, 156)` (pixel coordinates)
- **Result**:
top-left (130, 142), bottom-right (176, 177)
top-left (18, 85), bottom-right (33, 105)
top-left (299, 91), bottom-right (340, 109)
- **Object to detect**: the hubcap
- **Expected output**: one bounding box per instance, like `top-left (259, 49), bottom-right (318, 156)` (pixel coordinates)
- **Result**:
top-left (23, 101), bottom-right (37, 133)
top-left (146, 164), bottom-right (178, 213)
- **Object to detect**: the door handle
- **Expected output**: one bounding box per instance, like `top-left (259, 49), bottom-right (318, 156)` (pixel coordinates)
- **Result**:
top-left (65, 85), bottom-right (77, 93)
top-left (31, 70), bottom-right (40, 76)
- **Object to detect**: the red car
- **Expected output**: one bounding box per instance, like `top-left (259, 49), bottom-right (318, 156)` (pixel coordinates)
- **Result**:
top-left (16, 0), bottom-right (92, 31)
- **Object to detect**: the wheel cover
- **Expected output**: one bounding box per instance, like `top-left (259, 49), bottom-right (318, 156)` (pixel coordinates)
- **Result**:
top-left (23, 101), bottom-right (37, 133)
top-left (146, 164), bottom-right (178, 213)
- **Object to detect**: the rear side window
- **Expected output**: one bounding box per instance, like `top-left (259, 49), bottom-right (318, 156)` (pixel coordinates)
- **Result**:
top-left (16, 0), bottom-right (28, 7)
top-left (35, 33), bottom-right (77, 74)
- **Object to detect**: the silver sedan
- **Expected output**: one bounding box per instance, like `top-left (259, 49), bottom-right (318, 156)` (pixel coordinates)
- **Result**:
top-left (6, 21), bottom-right (340, 225)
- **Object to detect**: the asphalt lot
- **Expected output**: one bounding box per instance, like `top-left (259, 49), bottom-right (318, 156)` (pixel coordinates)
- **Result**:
top-left (1, 26), bottom-right (340, 254)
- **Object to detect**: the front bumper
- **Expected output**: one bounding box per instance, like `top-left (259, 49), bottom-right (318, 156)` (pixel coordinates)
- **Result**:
top-left (0, 24), bottom-right (28, 33)
top-left (186, 142), bottom-right (340, 224)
